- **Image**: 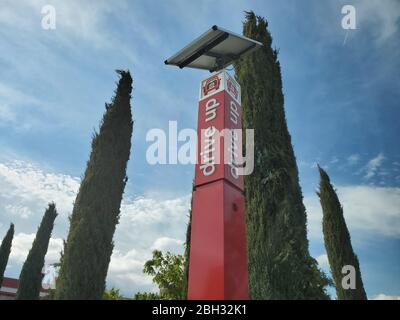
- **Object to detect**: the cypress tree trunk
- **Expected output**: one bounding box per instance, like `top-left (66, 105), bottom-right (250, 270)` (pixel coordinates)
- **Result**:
top-left (0, 223), bottom-right (14, 286)
top-left (16, 203), bottom-right (58, 300)
top-left (55, 70), bottom-right (133, 300)
top-left (234, 12), bottom-right (329, 299)
top-left (317, 166), bottom-right (367, 300)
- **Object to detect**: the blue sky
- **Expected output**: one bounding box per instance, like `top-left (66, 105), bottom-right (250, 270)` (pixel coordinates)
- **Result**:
top-left (0, 0), bottom-right (399, 299)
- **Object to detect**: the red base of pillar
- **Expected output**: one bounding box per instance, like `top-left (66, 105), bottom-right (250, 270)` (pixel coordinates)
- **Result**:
top-left (188, 180), bottom-right (249, 300)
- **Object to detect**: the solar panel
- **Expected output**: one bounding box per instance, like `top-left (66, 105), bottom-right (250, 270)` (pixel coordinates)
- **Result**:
top-left (164, 25), bottom-right (263, 72)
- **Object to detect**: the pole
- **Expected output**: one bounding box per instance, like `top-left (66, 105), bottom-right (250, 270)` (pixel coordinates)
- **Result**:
top-left (188, 70), bottom-right (249, 300)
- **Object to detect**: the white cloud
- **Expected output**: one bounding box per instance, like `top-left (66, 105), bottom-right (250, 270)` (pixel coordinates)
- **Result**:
top-left (0, 82), bottom-right (45, 131)
top-left (0, 0), bottom-right (140, 78)
top-left (0, 83), bottom-right (40, 106)
top-left (8, 232), bottom-right (63, 268)
top-left (306, 185), bottom-right (400, 240)
top-left (4, 204), bottom-right (34, 219)
top-left (108, 194), bottom-right (189, 295)
top-left (106, 234), bottom-right (186, 296)
top-left (356, 0), bottom-right (400, 43)
top-left (311, 161), bottom-right (323, 169)
top-left (151, 237), bottom-right (184, 254)
top-left (120, 195), bottom-right (189, 227)
top-left (330, 157), bottom-right (339, 164)
top-left (0, 0), bottom-right (124, 48)
top-left (0, 0), bottom-right (140, 133)
top-left (0, 158), bottom-right (190, 296)
top-left (107, 249), bottom-right (154, 295)
top-left (316, 254), bottom-right (329, 268)
top-left (0, 160), bottom-right (80, 218)
top-left (372, 293), bottom-right (400, 300)
top-left (364, 153), bottom-right (385, 179)
top-left (1, 156), bottom-right (399, 296)
top-left (348, 154), bottom-right (360, 165)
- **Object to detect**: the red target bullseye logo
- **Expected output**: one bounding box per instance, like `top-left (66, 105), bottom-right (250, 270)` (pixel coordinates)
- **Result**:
top-left (203, 75), bottom-right (221, 96)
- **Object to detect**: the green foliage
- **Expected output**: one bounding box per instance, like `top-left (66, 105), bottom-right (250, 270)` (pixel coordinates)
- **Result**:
top-left (318, 166), bottom-right (367, 300)
top-left (143, 250), bottom-right (185, 300)
top-left (134, 292), bottom-right (161, 300)
top-left (16, 203), bottom-right (57, 300)
top-left (233, 11), bottom-right (330, 299)
top-left (54, 70), bottom-right (133, 299)
top-left (103, 288), bottom-right (126, 300)
top-left (0, 223), bottom-right (14, 286)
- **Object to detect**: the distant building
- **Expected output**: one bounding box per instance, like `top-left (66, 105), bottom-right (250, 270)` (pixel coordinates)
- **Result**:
top-left (0, 277), bottom-right (49, 300)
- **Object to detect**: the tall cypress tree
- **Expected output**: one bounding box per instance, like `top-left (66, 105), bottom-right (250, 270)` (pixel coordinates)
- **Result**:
top-left (234, 12), bottom-right (329, 299)
top-left (317, 166), bottom-right (367, 300)
top-left (55, 70), bottom-right (133, 300)
top-left (16, 203), bottom-right (58, 300)
top-left (0, 223), bottom-right (14, 286)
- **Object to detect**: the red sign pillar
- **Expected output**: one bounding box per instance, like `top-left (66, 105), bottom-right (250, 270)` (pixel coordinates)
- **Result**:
top-left (188, 71), bottom-right (249, 300)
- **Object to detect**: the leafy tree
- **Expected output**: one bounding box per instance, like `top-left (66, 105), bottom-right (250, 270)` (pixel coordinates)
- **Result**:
top-left (17, 203), bottom-right (58, 300)
top-left (143, 250), bottom-right (185, 300)
top-left (233, 11), bottom-right (330, 299)
top-left (103, 288), bottom-right (126, 300)
top-left (55, 70), bottom-right (133, 299)
top-left (0, 223), bottom-right (14, 286)
top-left (317, 166), bottom-right (367, 300)
top-left (134, 292), bottom-right (161, 300)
